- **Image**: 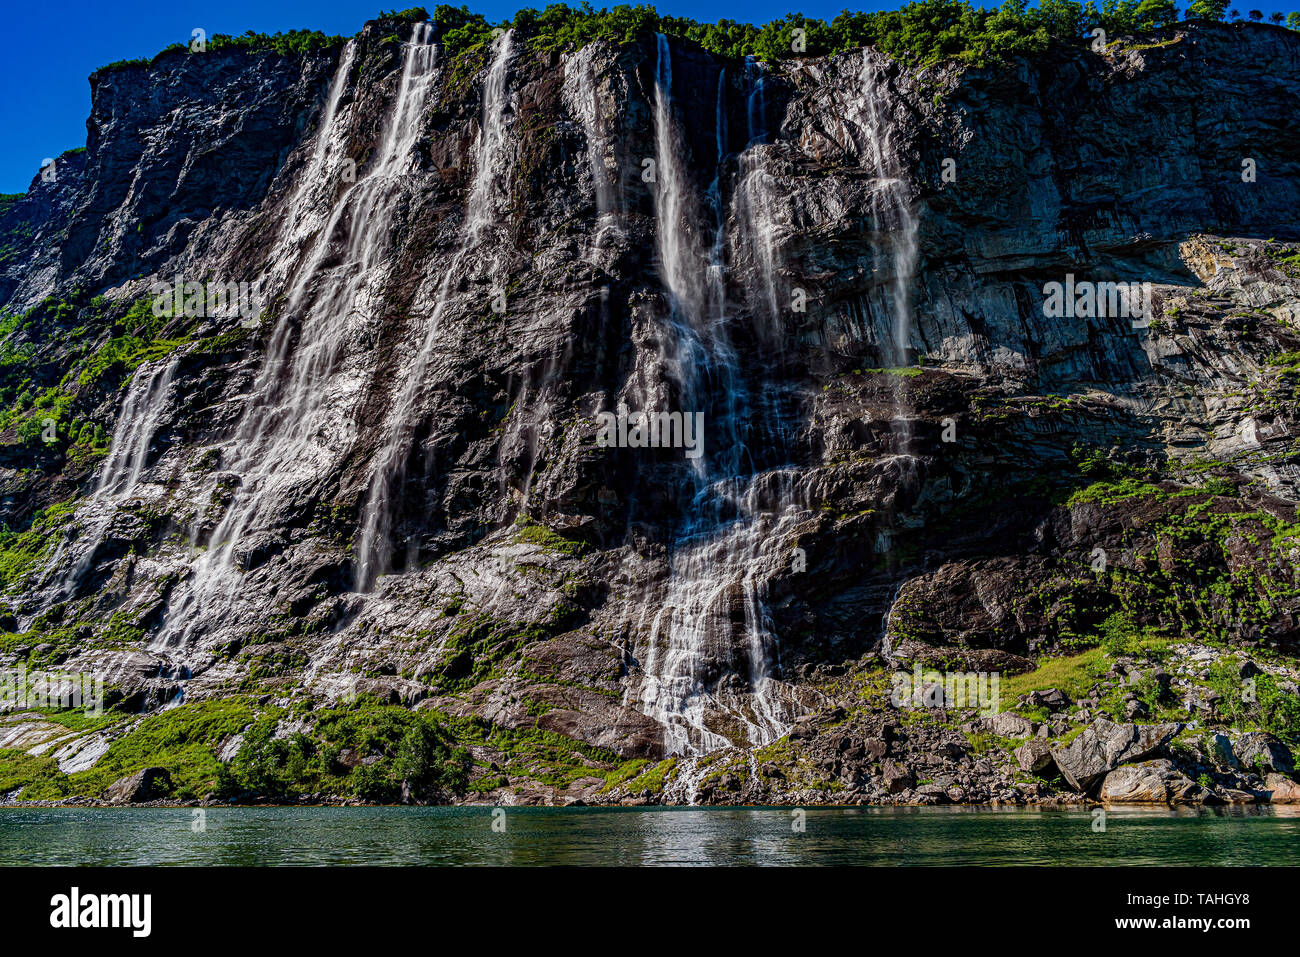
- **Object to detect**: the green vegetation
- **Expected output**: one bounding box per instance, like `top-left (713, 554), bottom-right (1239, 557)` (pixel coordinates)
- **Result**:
top-left (14, 699), bottom-right (255, 800)
top-left (436, 710), bottom-right (627, 789)
top-left (620, 756), bottom-right (678, 792)
top-left (228, 698), bottom-right (468, 801)
top-left (1002, 646), bottom-right (1110, 705)
top-left (1, 696), bottom-right (470, 803)
top-left (513, 516), bottom-right (588, 557)
top-left (0, 502), bottom-right (77, 592)
top-left (965, 729), bottom-right (1026, 753)
top-left (90, 2), bottom-right (1300, 79)
top-left (96, 29), bottom-right (346, 73)
top-left (0, 294), bottom-right (191, 462)
top-left (429, 0), bottom-right (1286, 67)
top-left (1208, 659), bottom-right (1300, 746)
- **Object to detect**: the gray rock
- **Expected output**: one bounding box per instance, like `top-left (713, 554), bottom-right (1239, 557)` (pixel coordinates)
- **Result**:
top-left (1124, 699), bottom-right (1148, 719)
top-left (1234, 732), bottom-right (1294, 774)
top-left (1207, 732), bottom-right (1237, 768)
top-left (882, 761), bottom-right (914, 795)
top-left (1263, 773), bottom-right (1300, 803)
top-left (1025, 688), bottom-right (1071, 711)
top-left (1100, 760), bottom-right (1204, 804)
top-left (981, 712), bottom-right (1036, 739)
top-left (103, 767), bottom-right (172, 804)
top-left (1013, 739), bottom-right (1054, 774)
top-left (1050, 719), bottom-right (1182, 792)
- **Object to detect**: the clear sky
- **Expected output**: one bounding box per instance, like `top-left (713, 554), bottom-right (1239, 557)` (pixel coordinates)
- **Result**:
top-left (2, 1), bottom-right (1296, 193)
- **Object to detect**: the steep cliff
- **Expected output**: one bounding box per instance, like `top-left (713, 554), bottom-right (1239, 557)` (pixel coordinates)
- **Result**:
top-left (2, 17), bottom-right (1299, 806)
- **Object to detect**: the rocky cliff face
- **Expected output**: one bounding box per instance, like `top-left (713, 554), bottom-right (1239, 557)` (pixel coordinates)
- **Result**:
top-left (3, 18), bottom-right (1300, 806)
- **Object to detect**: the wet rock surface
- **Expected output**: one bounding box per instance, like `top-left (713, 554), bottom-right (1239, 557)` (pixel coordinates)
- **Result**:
top-left (1, 20), bottom-right (1299, 806)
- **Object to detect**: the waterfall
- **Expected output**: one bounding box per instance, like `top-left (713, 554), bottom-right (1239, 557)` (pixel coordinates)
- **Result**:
top-left (92, 359), bottom-right (179, 498)
top-left (631, 36), bottom-right (802, 757)
top-left (153, 25), bottom-right (440, 648)
top-left (859, 50), bottom-right (919, 376)
top-left (36, 357), bottom-right (179, 603)
top-left (259, 39), bottom-right (359, 295)
top-left (734, 56), bottom-right (786, 345)
top-left (567, 44), bottom-right (620, 254)
top-left (354, 29), bottom-right (516, 589)
top-left (744, 56), bottom-right (766, 147)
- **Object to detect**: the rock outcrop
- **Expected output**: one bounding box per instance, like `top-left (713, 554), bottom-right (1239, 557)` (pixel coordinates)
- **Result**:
top-left (1, 18), bottom-right (1299, 805)
top-left (1051, 719), bottom-right (1182, 792)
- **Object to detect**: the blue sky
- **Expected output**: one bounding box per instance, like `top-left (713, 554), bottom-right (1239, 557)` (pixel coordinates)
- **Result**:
top-left (2, 1), bottom-right (1296, 193)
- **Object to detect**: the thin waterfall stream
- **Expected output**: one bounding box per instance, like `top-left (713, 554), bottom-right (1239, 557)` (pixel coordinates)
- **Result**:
top-left (354, 29), bottom-right (516, 589)
top-left (859, 49), bottom-right (919, 440)
top-left (34, 356), bottom-right (179, 610)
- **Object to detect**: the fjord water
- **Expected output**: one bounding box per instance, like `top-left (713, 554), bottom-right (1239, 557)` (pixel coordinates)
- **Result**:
top-left (1, 807), bottom-right (1295, 866)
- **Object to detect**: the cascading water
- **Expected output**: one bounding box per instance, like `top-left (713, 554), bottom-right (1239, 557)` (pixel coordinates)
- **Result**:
top-left (858, 50), bottom-right (919, 428)
top-left (734, 56), bottom-right (785, 346)
top-left (632, 36), bottom-right (804, 758)
top-left (36, 356), bottom-right (179, 604)
top-left (154, 25), bottom-right (440, 648)
top-left (91, 361), bottom-right (180, 498)
top-left (568, 44), bottom-right (621, 255)
top-left (354, 29), bottom-right (516, 589)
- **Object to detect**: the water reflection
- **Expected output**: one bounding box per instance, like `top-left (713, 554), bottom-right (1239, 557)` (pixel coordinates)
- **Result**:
top-left (0, 806), bottom-right (1296, 866)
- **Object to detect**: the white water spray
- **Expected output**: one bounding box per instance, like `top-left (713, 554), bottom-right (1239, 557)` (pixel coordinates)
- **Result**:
top-left (36, 357), bottom-right (179, 605)
top-left (354, 29), bottom-right (516, 589)
top-left (154, 25), bottom-right (440, 648)
top-left (632, 36), bottom-right (803, 757)
top-left (859, 49), bottom-right (919, 374)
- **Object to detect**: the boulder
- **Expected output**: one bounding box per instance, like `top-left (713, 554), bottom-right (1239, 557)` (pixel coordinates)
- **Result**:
top-left (1207, 732), bottom-right (1237, 768)
top-left (1234, 732), bottom-right (1294, 774)
top-left (1217, 788), bottom-right (1262, 805)
top-left (1100, 760), bottom-right (1203, 804)
top-left (1013, 739), bottom-right (1055, 774)
top-left (1184, 686), bottom-right (1222, 715)
top-left (1263, 773), bottom-right (1300, 803)
top-left (104, 767), bottom-right (172, 804)
top-left (981, 712), bottom-right (1035, 738)
top-left (864, 737), bottom-right (889, 760)
top-left (1025, 688), bottom-right (1071, 711)
top-left (882, 761), bottom-right (914, 795)
top-left (913, 784), bottom-right (950, 803)
top-left (1050, 719), bottom-right (1182, 792)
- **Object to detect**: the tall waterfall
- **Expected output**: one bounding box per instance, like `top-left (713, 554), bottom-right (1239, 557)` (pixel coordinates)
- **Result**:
top-left (36, 357), bottom-right (179, 604)
top-left (355, 29), bottom-right (516, 589)
top-left (859, 50), bottom-right (919, 390)
top-left (92, 360), bottom-right (180, 498)
top-left (154, 25), bottom-right (439, 648)
top-left (632, 36), bottom-right (802, 756)
top-left (568, 43), bottom-right (620, 255)
top-left (734, 56), bottom-right (785, 345)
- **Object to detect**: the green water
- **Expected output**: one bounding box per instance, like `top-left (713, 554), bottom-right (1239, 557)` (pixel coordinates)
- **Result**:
top-left (0, 805), bottom-right (1296, 865)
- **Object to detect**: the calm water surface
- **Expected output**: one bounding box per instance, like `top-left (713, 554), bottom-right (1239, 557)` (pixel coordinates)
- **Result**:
top-left (0, 805), bottom-right (1297, 865)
